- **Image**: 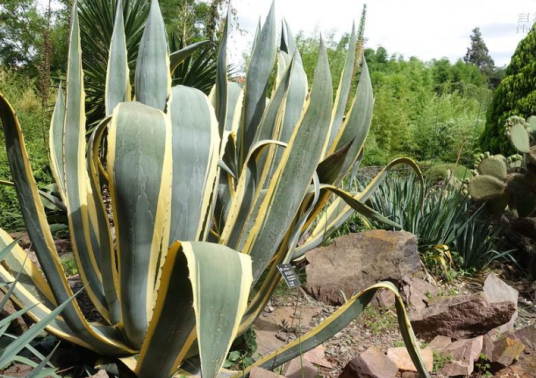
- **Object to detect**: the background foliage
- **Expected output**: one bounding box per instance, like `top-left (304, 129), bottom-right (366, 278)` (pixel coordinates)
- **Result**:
top-left (480, 26), bottom-right (536, 155)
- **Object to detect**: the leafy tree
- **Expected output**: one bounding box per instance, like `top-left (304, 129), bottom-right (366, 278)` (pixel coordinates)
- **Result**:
top-left (464, 27), bottom-right (495, 75)
top-left (480, 26), bottom-right (536, 154)
top-left (0, 0), bottom-right (69, 77)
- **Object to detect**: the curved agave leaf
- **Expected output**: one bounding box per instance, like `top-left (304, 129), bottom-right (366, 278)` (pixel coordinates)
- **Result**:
top-left (136, 242), bottom-right (252, 378)
top-left (293, 158), bottom-right (424, 258)
top-left (169, 40), bottom-right (211, 75)
top-left (49, 83), bottom-right (65, 198)
top-left (218, 282), bottom-right (430, 378)
top-left (107, 101), bottom-right (172, 349)
top-left (0, 92), bottom-right (127, 355)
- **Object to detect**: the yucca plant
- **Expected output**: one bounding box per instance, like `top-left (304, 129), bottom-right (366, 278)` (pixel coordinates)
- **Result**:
top-left (0, 1), bottom-right (431, 377)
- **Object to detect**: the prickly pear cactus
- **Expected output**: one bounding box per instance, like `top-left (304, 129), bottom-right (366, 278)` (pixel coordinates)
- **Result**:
top-left (468, 115), bottom-right (536, 217)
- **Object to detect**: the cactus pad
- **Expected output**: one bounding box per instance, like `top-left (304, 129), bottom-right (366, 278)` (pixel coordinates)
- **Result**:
top-left (506, 122), bottom-right (530, 153)
top-left (468, 175), bottom-right (506, 201)
top-left (477, 156), bottom-right (507, 180)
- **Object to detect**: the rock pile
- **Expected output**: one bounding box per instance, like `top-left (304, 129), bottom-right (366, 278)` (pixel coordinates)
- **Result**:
top-left (336, 272), bottom-right (532, 377)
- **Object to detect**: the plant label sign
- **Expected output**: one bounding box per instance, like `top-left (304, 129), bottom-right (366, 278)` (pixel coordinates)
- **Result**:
top-left (277, 263), bottom-right (301, 289)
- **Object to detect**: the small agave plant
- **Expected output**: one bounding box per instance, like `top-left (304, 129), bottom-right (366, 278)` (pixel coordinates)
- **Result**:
top-left (0, 0), bottom-right (430, 377)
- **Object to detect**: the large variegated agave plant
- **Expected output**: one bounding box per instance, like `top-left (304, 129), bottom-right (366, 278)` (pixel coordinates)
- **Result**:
top-left (0, 0), bottom-right (430, 377)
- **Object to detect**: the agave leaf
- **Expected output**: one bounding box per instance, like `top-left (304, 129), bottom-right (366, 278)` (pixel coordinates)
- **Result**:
top-left (239, 37), bottom-right (333, 282)
top-left (88, 118), bottom-right (121, 325)
top-left (222, 282), bottom-right (430, 378)
top-left (266, 25), bottom-right (308, 186)
top-left (0, 229), bottom-right (56, 304)
top-left (106, 0), bottom-right (130, 116)
top-left (0, 91), bottom-right (127, 355)
top-left (169, 40), bottom-right (210, 74)
top-left (135, 0), bottom-right (170, 110)
top-left (294, 158), bottom-right (423, 258)
top-left (332, 58), bottom-right (373, 182)
top-left (239, 1), bottom-right (277, 168)
top-left (107, 101), bottom-right (172, 348)
top-left (317, 139), bottom-right (354, 184)
top-left (220, 140), bottom-right (287, 249)
top-left (136, 242), bottom-right (252, 378)
top-left (49, 83), bottom-right (66, 197)
top-left (327, 22), bottom-right (357, 150)
top-left (63, 1), bottom-right (110, 322)
top-left (0, 291), bottom-right (76, 368)
top-left (214, 8), bottom-right (230, 136)
top-left (0, 261), bottom-right (128, 354)
top-left (167, 86), bottom-right (220, 244)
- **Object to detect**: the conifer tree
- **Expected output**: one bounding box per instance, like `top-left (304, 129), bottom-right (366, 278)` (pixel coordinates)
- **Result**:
top-left (480, 26), bottom-right (536, 154)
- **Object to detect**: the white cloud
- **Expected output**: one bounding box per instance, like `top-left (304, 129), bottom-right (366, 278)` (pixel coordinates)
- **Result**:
top-left (228, 0), bottom-right (536, 67)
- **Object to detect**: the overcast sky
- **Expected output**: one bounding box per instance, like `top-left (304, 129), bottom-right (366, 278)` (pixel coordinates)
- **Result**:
top-left (227, 0), bottom-right (536, 67)
top-left (38, 0), bottom-right (535, 67)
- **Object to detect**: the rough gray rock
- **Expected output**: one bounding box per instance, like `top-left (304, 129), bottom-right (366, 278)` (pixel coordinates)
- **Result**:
top-left (305, 231), bottom-right (420, 305)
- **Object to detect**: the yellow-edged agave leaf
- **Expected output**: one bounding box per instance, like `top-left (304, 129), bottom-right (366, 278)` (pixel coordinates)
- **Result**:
top-left (215, 9), bottom-right (230, 137)
top-left (49, 82), bottom-right (65, 197)
top-left (293, 158), bottom-right (424, 259)
top-left (222, 282), bottom-right (430, 378)
top-left (0, 229), bottom-right (55, 305)
top-left (88, 119), bottom-right (121, 325)
top-left (251, 56), bottom-right (294, 184)
top-left (327, 23), bottom-right (357, 151)
top-left (265, 23), bottom-right (307, 188)
top-left (136, 242), bottom-right (252, 378)
top-left (239, 37), bottom-right (332, 281)
top-left (105, 0), bottom-right (130, 116)
top-left (214, 83), bottom-right (244, 235)
top-left (0, 261), bottom-right (135, 355)
top-left (277, 24), bottom-right (307, 143)
top-left (135, 0), bottom-right (170, 111)
top-left (220, 140), bottom-right (287, 249)
top-left (300, 57), bottom-right (374, 234)
top-left (62, 2), bottom-right (110, 323)
top-left (316, 139), bottom-right (354, 184)
top-left (331, 59), bottom-right (373, 182)
top-left (0, 92), bottom-right (127, 356)
top-left (167, 86), bottom-right (220, 244)
top-left (107, 101), bottom-right (172, 349)
top-left (225, 83), bottom-right (244, 135)
top-left (239, 1), bottom-right (277, 168)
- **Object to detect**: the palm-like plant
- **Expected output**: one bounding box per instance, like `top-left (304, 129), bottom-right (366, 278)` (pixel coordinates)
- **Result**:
top-left (77, 0), bottom-right (213, 127)
top-left (0, 1), bottom-right (431, 378)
